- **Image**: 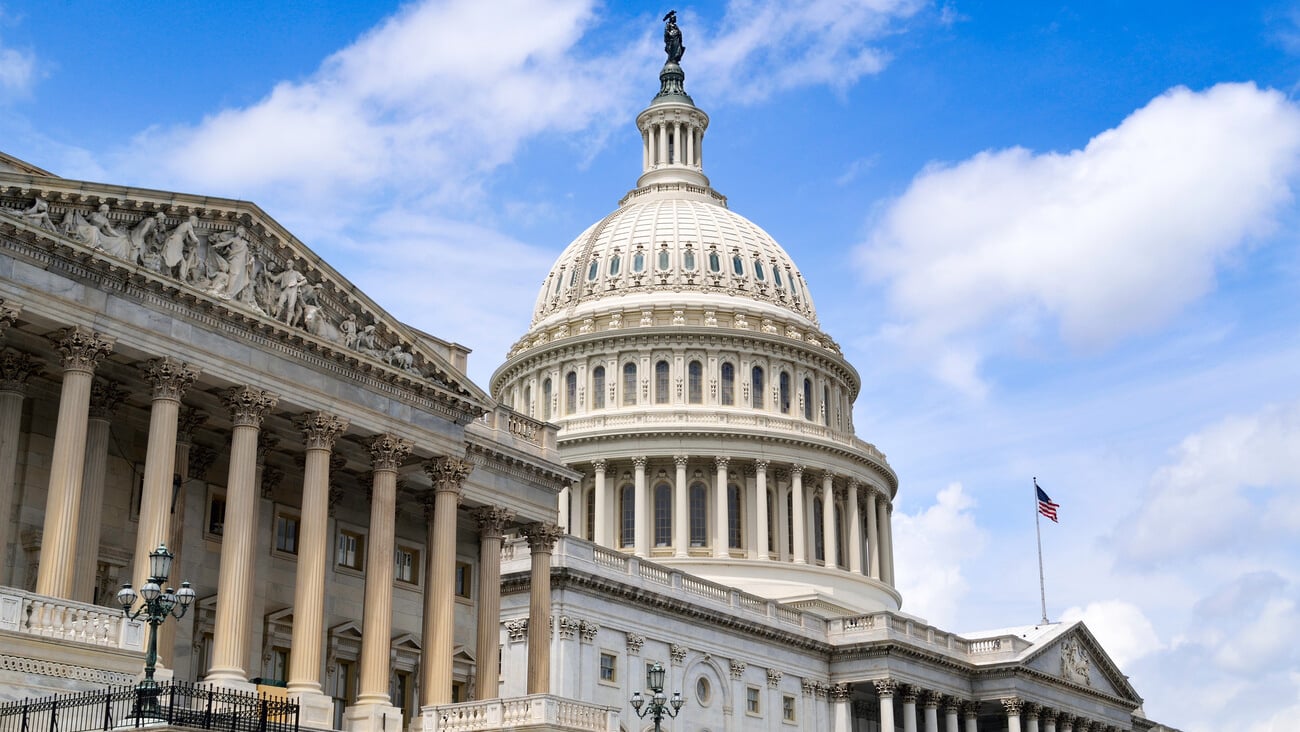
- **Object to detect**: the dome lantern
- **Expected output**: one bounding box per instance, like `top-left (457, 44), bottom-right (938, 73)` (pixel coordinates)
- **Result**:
top-left (636, 12), bottom-right (710, 189)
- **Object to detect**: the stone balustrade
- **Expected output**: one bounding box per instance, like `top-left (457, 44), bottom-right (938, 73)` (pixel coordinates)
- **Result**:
top-left (422, 694), bottom-right (617, 732)
top-left (0, 587), bottom-right (144, 652)
top-left (830, 612), bottom-right (1028, 661)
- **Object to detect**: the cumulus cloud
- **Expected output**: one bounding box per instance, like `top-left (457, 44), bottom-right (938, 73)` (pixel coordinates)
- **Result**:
top-left (1113, 399), bottom-right (1300, 565)
top-left (858, 83), bottom-right (1300, 393)
top-left (1060, 600), bottom-right (1162, 668)
top-left (892, 483), bottom-right (985, 627)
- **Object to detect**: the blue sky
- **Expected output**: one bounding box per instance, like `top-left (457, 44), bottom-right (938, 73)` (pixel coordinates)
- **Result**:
top-left (3, 2), bottom-right (1299, 729)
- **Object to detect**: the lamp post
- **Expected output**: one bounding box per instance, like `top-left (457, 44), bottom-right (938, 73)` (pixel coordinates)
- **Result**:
top-left (116, 543), bottom-right (196, 718)
top-left (630, 662), bottom-right (684, 732)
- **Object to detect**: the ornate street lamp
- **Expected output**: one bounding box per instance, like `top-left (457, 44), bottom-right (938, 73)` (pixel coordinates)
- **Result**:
top-left (630, 662), bottom-right (684, 731)
top-left (116, 543), bottom-right (196, 718)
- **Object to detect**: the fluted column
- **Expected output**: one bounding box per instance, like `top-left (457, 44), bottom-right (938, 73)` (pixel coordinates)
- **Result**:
top-left (1025, 703), bottom-right (1041, 732)
top-left (755, 460), bottom-right (769, 559)
top-left (963, 701), bottom-right (980, 732)
top-left (658, 122), bottom-right (668, 165)
top-left (713, 456), bottom-right (729, 557)
top-left (903, 686), bottom-right (919, 732)
top-left (944, 699), bottom-right (961, 732)
top-left (1001, 697), bottom-right (1023, 732)
top-left (206, 386), bottom-right (277, 687)
top-left (473, 506), bottom-right (513, 700)
top-left (925, 691), bottom-right (942, 732)
top-left (875, 679), bottom-right (896, 732)
top-left (821, 472), bottom-right (837, 567)
top-left (592, 459), bottom-right (608, 546)
top-left (847, 480), bottom-right (863, 573)
top-left (633, 456), bottom-right (648, 556)
top-left (36, 327), bottom-right (113, 598)
top-left (134, 358), bottom-right (199, 594)
top-left (158, 407), bottom-right (206, 669)
top-left (865, 489), bottom-right (881, 579)
top-left (830, 684), bottom-right (851, 732)
top-left (0, 349), bottom-right (38, 586)
top-left (881, 498), bottom-right (895, 585)
top-left (287, 412), bottom-right (348, 721)
top-left (522, 522), bottom-right (562, 695)
top-left (357, 435), bottom-right (409, 710)
top-left (791, 465), bottom-right (807, 564)
top-left (71, 380), bottom-right (124, 602)
top-left (421, 456), bottom-right (473, 706)
top-left (673, 456), bottom-right (688, 557)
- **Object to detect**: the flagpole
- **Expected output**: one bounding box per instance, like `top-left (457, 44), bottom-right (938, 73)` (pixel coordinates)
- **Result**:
top-left (1034, 477), bottom-right (1048, 624)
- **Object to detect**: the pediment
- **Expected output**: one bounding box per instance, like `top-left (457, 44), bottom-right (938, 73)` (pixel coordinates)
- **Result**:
top-left (329, 620), bottom-right (364, 639)
top-left (1023, 622), bottom-right (1140, 703)
top-left (392, 632), bottom-right (421, 651)
top-left (0, 172), bottom-right (489, 414)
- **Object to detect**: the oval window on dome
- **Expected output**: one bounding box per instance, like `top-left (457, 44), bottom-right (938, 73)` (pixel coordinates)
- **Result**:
top-left (657, 249), bottom-right (670, 270)
top-left (773, 267), bottom-right (783, 287)
top-left (587, 259), bottom-right (599, 281)
top-left (609, 254), bottom-right (621, 276)
top-left (708, 252), bottom-right (721, 273)
top-left (732, 255), bottom-right (744, 276)
top-left (684, 250), bottom-right (697, 271)
top-left (754, 259), bottom-right (766, 281)
top-left (633, 251), bottom-right (645, 273)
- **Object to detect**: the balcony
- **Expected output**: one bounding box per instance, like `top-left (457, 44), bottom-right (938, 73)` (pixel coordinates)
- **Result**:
top-left (421, 695), bottom-right (617, 732)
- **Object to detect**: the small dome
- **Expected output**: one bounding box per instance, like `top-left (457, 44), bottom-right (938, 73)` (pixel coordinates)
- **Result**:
top-left (531, 190), bottom-right (818, 329)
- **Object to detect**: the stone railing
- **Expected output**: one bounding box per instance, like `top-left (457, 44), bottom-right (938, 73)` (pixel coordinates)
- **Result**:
top-left (422, 694), bottom-right (617, 732)
top-left (473, 405), bottom-right (556, 452)
top-left (828, 612), bottom-right (1027, 661)
top-left (0, 587), bottom-right (145, 652)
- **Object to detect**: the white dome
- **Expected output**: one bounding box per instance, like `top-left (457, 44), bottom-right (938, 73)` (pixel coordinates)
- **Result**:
top-left (531, 187), bottom-right (819, 330)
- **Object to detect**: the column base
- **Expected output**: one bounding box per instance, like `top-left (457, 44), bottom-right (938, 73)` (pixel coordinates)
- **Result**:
top-left (343, 703), bottom-right (404, 732)
top-left (202, 671), bottom-right (256, 693)
top-left (290, 690), bottom-right (336, 729)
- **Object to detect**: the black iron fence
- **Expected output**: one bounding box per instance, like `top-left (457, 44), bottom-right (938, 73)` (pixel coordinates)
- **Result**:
top-left (0, 682), bottom-right (299, 732)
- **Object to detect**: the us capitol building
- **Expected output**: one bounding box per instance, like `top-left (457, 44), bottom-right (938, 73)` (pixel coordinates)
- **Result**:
top-left (0, 17), bottom-right (1178, 732)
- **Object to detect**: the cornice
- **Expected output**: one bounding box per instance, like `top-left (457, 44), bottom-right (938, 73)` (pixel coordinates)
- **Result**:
top-left (465, 439), bottom-right (579, 493)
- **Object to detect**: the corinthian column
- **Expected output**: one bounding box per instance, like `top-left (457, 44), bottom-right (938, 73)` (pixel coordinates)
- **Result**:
top-left (421, 456), bottom-right (474, 706)
top-left (944, 699), bottom-right (961, 732)
top-left (633, 456), bottom-right (648, 556)
top-left (36, 327), bottom-right (114, 598)
top-left (790, 465), bottom-right (806, 564)
top-left (521, 522), bottom-right (562, 695)
top-left (875, 679), bottom-right (896, 732)
top-left (472, 506), bottom-right (513, 700)
top-left (672, 456), bottom-right (688, 557)
top-left (713, 456), bottom-right (729, 557)
top-left (287, 412), bottom-right (348, 725)
top-left (73, 380), bottom-right (126, 602)
top-left (592, 459), bottom-right (607, 546)
top-left (963, 701), bottom-right (980, 732)
top-left (830, 684), bottom-right (851, 732)
top-left (821, 472), bottom-right (837, 567)
top-left (0, 349), bottom-right (39, 586)
top-left (882, 500), bottom-right (896, 585)
top-left (158, 407), bottom-right (207, 671)
top-left (133, 358), bottom-right (199, 593)
top-left (865, 489), bottom-right (881, 580)
top-left (902, 686), bottom-right (919, 732)
top-left (755, 460), bottom-right (769, 559)
top-left (925, 691), bottom-right (942, 732)
top-left (847, 480), bottom-right (862, 573)
top-left (1025, 703), bottom-right (1041, 732)
top-left (206, 386), bottom-right (277, 689)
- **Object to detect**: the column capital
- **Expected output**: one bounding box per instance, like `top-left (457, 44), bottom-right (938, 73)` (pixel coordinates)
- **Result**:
top-left (829, 683), bottom-right (851, 702)
top-left (943, 698), bottom-right (961, 715)
top-left (591, 458), bottom-right (607, 472)
top-left (1025, 702), bottom-right (1041, 720)
top-left (297, 411), bottom-right (350, 451)
top-left (88, 379), bottom-right (128, 420)
top-left (901, 685), bottom-right (920, 704)
top-left (873, 678), bottom-right (897, 698)
top-left (177, 407), bottom-right (208, 444)
top-left (425, 455), bottom-right (474, 493)
top-left (369, 433), bottom-right (413, 472)
top-left (0, 349), bottom-right (42, 393)
top-left (714, 455), bottom-right (730, 470)
top-left (632, 455), bottom-right (647, 469)
top-left (1038, 708), bottom-right (1058, 724)
top-left (472, 505), bottom-right (515, 539)
top-left (962, 701), bottom-right (981, 719)
top-left (925, 690), bottom-right (943, 709)
top-left (139, 356), bottom-right (199, 402)
top-left (50, 326), bottom-right (114, 374)
top-left (754, 458), bottom-right (769, 471)
top-left (521, 522), bottom-right (562, 553)
top-left (1075, 721), bottom-right (1093, 732)
top-left (673, 455), bottom-right (688, 468)
top-left (790, 463), bottom-right (804, 477)
top-left (1002, 697), bottom-right (1024, 715)
top-left (222, 386), bottom-right (278, 427)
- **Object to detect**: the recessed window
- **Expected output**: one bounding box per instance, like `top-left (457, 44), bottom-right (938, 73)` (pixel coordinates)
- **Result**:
top-left (592, 366), bottom-right (606, 409)
top-left (728, 484), bottom-right (743, 549)
top-left (395, 546), bottom-right (420, 585)
top-left (269, 647), bottom-right (290, 685)
top-left (455, 561), bottom-right (473, 598)
top-left (752, 366), bottom-right (765, 409)
top-left (774, 267), bottom-right (784, 287)
top-left (633, 251), bottom-right (645, 273)
top-left (708, 251), bottom-right (721, 273)
top-left (206, 491), bottom-right (226, 538)
top-left (623, 363), bottom-right (637, 405)
top-left (337, 529), bottom-right (365, 571)
top-left (569, 268), bottom-right (578, 287)
top-left (587, 259), bottom-right (600, 281)
top-left (609, 254), bottom-right (622, 276)
top-left (552, 273), bottom-right (563, 295)
top-left (565, 371), bottom-right (577, 415)
top-left (655, 360), bottom-right (670, 404)
top-left (720, 362), bottom-right (735, 406)
top-left (274, 511), bottom-right (300, 555)
top-left (687, 360), bottom-right (703, 404)
top-left (696, 677), bottom-right (711, 704)
top-left (657, 249), bottom-right (670, 270)
top-left (542, 377), bottom-right (553, 421)
top-left (783, 694), bottom-right (796, 722)
top-left (732, 254), bottom-right (744, 276)
top-left (754, 259), bottom-right (765, 281)
top-left (803, 378), bottom-right (813, 421)
top-left (747, 686), bottom-right (761, 715)
top-left (620, 484), bottom-right (635, 548)
top-left (599, 653), bottom-right (617, 683)
top-left (689, 483), bottom-right (708, 547)
top-left (779, 372), bottom-right (791, 414)
top-left (654, 483), bottom-right (672, 547)
top-left (683, 250), bottom-right (696, 271)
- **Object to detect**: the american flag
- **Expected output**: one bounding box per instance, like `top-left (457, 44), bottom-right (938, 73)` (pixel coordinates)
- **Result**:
top-left (1035, 481), bottom-right (1059, 523)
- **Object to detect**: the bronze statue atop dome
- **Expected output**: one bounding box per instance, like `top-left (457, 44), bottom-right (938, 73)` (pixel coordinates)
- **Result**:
top-left (664, 10), bottom-right (684, 63)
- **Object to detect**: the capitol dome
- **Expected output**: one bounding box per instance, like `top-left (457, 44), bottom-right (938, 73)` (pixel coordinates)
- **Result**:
top-left (493, 47), bottom-right (901, 616)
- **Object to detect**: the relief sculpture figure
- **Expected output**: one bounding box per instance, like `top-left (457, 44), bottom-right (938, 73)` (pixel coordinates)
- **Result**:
top-left (18, 197), bottom-right (56, 231)
top-left (208, 225), bottom-right (255, 302)
top-left (272, 261), bottom-right (309, 326)
top-left (161, 215), bottom-right (201, 280)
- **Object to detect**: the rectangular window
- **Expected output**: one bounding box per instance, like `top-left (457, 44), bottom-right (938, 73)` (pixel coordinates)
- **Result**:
top-left (783, 694), bottom-right (796, 722)
top-left (274, 512), bottom-right (299, 555)
top-left (599, 653), bottom-right (617, 683)
top-left (747, 686), bottom-right (761, 715)
top-left (455, 561), bottom-right (473, 598)
top-left (395, 546), bottom-right (419, 584)
top-left (337, 529), bottom-right (364, 570)
top-left (206, 491), bottom-right (227, 538)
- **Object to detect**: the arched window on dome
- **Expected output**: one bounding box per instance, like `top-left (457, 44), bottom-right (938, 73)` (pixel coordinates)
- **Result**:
top-left (752, 366), bottom-right (765, 409)
top-left (803, 378), bottom-right (813, 420)
top-left (813, 497), bottom-right (825, 563)
top-left (587, 259), bottom-right (599, 281)
top-left (708, 251), bottom-right (721, 273)
top-left (754, 259), bottom-right (765, 281)
top-left (773, 266), bottom-right (784, 287)
top-left (585, 487), bottom-right (595, 541)
top-left (608, 254), bottom-right (622, 276)
top-left (619, 484), bottom-right (635, 548)
top-left (541, 378), bottom-right (553, 421)
top-left (683, 249), bottom-right (697, 271)
top-left (688, 360), bottom-right (703, 404)
top-left (728, 483), bottom-right (743, 549)
top-left (633, 251), bottom-right (646, 273)
top-left (779, 372), bottom-right (791, 414)
top-left (654, 483), bottom-right (672, 547)
top-left (720, 362), bottom-right (735, 405)
top-left (655, 360), bottom-right (670, 404)
top-left (732, 254), bottom-right (744, 276)
top-left (592, 366), bottom-right (606, 409)
top-left (622, 363), bottom-right (637, 405)
top-left (657, 249), bottom-right (671, 271)
top-left (689, 482), bottom-right (708, 547)
top-left (823, 385), bottom-right (831, 426)
top-left (565, 371), bottom-right (577, 415)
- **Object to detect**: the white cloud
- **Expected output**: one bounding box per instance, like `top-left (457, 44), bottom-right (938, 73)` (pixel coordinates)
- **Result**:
top-left (1059, 600), bottom-right (1162, 668)
top-left (858, 83), bottom-right (1300, 393)
top-left (892, 483), bottom-right (985, 627)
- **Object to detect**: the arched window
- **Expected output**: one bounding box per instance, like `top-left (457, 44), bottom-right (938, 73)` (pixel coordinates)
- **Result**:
top-left (727, 483), bottom-right (743, 549)
top-left (752, 366), bottom-right (765, 408)
top-left (774, 267), bottom-right (784, 287)
top-left (803, 378), bottom-right (813, 420)
top-left (565, 371), bottom-right (577, 415)
top-left (720, 362), bottom-right (735, 405)
top-left (683, 249), bottom-right (696, 271)
top-left (689, 483), bottom-right (708, 547)
top-left (779, 372), bottom-right (791, 414)
top-left (623, 363), bottom-right (637, 405)
top-left (708, 251), bottom-right (721, 273)
top-left (687, 360), bottom-right (703, 404)
top-left (732, 254), bottom-right (744, 276)
top-left (619, 484), bottom-right (635, 548)
top-left (585, 488), bottom-right (595, 541)
top-left (823, 385), bottom-right (831, 426)
top-left (657, 249), bottom-right (671, 270)
top-left (654, 483), bottom-right (672, 547)
top-left (754, 259), bottom-right (765, 281)
top-left (813, 498), bottom-right (825, 562)
top-left (633, 251), bottom-right (646, 273)
top-left (523, 384), bottom-right (532, 417)
top-left (608, 254), bottom-right (621, 276)
top-left (592, 366), bottom-right (606, 409)
top-left (587, 259), bottom-right (599, 281)
top-left (541, 378), bottom-right (552, 421)
top-left (655, 360), bottom-right (670, 404)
